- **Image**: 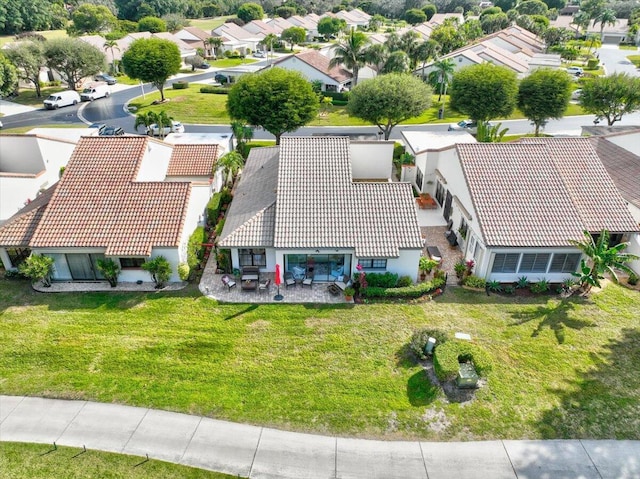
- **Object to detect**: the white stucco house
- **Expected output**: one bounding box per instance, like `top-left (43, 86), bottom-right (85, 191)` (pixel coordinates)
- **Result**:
top-left (272, 50), bottom-right (352, 91)
top-left (218, 137), bottom-right (423, 282)
top-left (401, 132), bottom-right (639, 282)
top-left (0, 131), bottom-right (93, 222)
top-left (0, 136), bottom-right (221, 283)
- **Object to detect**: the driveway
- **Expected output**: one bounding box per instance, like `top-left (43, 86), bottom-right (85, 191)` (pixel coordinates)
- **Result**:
top-left (597, 45), bottom-right (640, 77)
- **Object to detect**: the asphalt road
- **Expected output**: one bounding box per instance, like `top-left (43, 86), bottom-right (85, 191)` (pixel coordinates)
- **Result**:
top-left (3, 47), bottom-right (640, 139)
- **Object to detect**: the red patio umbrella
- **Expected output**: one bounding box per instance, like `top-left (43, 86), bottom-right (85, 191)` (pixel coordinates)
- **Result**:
top-left (274, 264), bottom-right (283, 301)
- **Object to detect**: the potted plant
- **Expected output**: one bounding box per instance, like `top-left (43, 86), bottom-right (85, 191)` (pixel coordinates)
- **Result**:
top-left (454, 261), bottom-right (466, 284)
top-left (419, 257), bottom-right (439, 280)
top-left (343, 286), bottom-right (355, 301)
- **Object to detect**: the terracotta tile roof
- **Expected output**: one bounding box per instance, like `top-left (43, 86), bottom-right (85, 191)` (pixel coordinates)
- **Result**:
top-left (274, 137), bottom-right (422, 257)
top-left (167, 144), bottom-right (218, 176)
top-left (218, 147), bottom-right (278, 247)
top-left (588, 132), bottom-right (640, 209)
top-left (457, 139), bottom-right (638, 248)
top-left (0, 185), bottom-right (56, 247)
top-left (274, 50), bottom-right (352, 83)
top-left (29, 137), bottom-right (191, 256)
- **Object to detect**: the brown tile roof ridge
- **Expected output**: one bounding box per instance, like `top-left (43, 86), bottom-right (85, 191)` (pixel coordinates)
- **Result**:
top-left (183, 26), bottom-right (212, 40)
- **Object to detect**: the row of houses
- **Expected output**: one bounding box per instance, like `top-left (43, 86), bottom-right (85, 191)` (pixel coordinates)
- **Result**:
top-left (3, 128), bottom-right (637, 285)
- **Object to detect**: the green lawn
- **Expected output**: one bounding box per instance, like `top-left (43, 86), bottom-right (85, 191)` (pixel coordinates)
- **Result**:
top-left (189, 16), bottom-right (235, 31)
top-left (1, 278), bottom-right (638, 440)
top-left (0, 29), bottom-right (67, 48)
top-left (0, 442), bottom-right (238, 479)
top-left (128, 87), bottom-right (586, 128)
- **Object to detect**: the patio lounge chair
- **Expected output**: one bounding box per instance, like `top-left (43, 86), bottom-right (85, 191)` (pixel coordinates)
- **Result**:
top-left (284, 271), bottom-right (296, 288)
top-left (427, 246), bottom-right (442, 264)
top-left (221, 275), bottom-right (236, 291)
top-left (302, 273), bottom-right (313, 288)
top-left (333, 275), bottom-right (351, 292)
top-left (258, 279), bottom-right (270, 293)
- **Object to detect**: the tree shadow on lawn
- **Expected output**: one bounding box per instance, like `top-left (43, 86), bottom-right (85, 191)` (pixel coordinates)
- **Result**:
top-left (407, 369), bottom-right (441, 406)
top-left (509, 297), bottom-right (596, 344)
top-left (537, 327), bottom-right (640, 440)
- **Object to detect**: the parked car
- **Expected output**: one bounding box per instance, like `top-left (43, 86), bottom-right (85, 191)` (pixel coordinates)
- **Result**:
top-left (94, 74), bottom-right (117, 85)
top-left (566, 66), bottom-right (583, 76)
top-left (43, 90), bottom-right (81, 110)
top-left (448, 119), bottom-right (479, 134)
top-left (99, 125), bottom-right (125, 136)
top-left (146, 120), bottom-right (185, 136)
top-left (80, 83), bottom-right (111, 101)
top-left (214, 73), bottom-right (229, 84)
top-left (253, 51), bottom-right (266, 58)
top-left (199, 61), bottom-right (210, 69)
top-left (571, 89), bottom-right (582, 101)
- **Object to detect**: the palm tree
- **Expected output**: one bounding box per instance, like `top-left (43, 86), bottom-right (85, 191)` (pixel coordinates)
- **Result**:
top-left (217, 151), bottom-right (245, 185)
top-left (416, 39), bottom-right (440, 77)
top-left (569, 230), bottom-right (639, 294)
top-left (330, 29), bottom-right (370, 87)
top-left (231, 120), bottom-right (254, 158)
top-left (593, 8), bottom-right (617, 41)
top-left (103, 39), bottom-right (121, 74)
top-left (207, 36), bottom-right (223, 59)
top-left (260, 33), bottom-right (278, 62)
top-left (428, 58), bottom-right (455, 101)
top-left (571, 10), bottom-right (591, 38)
top-left (134, 111), bottom-right (157, 134)
top-left (363, 43), bottom-right (388, 73)
top-left (399, 31), bottom-right (422, 70)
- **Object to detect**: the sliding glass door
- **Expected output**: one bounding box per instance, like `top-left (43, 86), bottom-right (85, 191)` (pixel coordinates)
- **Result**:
top-left (285, 254), bottom-right (351, 282)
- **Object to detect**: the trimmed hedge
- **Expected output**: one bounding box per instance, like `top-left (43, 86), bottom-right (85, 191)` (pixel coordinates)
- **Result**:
top-left (187, 226), bottom-right (207, 270)
top-left (361, 277), bottom-right (445, 299)
top-left (409, 328), bottom-right (449, 360)
top-left (323, 91), bottom-right (350, 102)
top-left (200, 86), bottom-right (231, 94)
top-left (173, 80), bottom-right (189, 89)
top-left (433, 340), bottom-right (492, 382)
top-left (214, 218), bottom-right (226, 237)
top-left (365, 272), bottom-right (398, 288)
top-left (206, 192), bottom-right (223, 226)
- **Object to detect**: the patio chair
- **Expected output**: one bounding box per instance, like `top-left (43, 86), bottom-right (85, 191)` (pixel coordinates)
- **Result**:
top-left (333, 274), bottom-right (351, 292)
top-left (258, 278), bottom-right (271, 293)
top-left (284, 271), bottom-right (296, 288)
top-left (302, 273), bottom-right (314, 288)
top-left (221, 275), bottom-right (236, 292)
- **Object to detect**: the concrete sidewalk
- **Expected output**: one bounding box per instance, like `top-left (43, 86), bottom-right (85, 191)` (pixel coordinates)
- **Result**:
top-left (1, 396), bottom-right (638, 479)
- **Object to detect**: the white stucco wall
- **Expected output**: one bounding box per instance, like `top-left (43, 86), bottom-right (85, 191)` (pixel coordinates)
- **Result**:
top-left (276, 55), bottom-right (342, 90)
top-left (0, 136), bottom-right (76, 220)
top-left (136, 141), bottom-right (173, 181)
top-left (481, 247), bottom-right (584, 283)
top-left (626, 233), bottom-right (640, 276)
top-left (178, 183), bottom-right (213, 264)
top-left (350, 141), bottom-right (394, 180)
top-left (150, 247), bottom-right (182, 282)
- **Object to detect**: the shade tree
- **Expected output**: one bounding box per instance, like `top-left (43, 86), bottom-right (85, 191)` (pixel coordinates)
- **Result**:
top-left (579, 73), bottom-right (640, 125)
top-left (4, 41), bottom-right (46, 97)
top-left (517, 68), bottom-right (572, 136)
top-left (44, 38), bottom-right (106, 90)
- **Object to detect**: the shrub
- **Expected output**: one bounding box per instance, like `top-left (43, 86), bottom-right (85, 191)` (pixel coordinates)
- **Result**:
top-left (530, 279), bottom-right (550, 294)
top-left (206, 192), bottom-right (223, 226)
top-left (503, 285), bottom-right (515, 294)
top-left (586, 58), bottom-right (599, 69)
top-left (393, 142), bottom-right (405, 161)
top-left (487, 280), bottom-right (502, 293)
top-left (4, 269), bottom-right (28, 280)
top-left (331, 99), bottom-right (348, 106)
top-left (361, 277), bottom-right (445, 299)
top-left (454, 260), bottom-right (467, 279)
top-left (142, 256), bottom-right (172, 288)
top-left (214, 218), bottom-right (226, 237)
top-left (627, 273), bottom-right (638, 286)
top-left (200, 86), bottom-right (231, 94)
top-left (397, 275), bottom-right (413, 287)
top-left (516, 276), bottom-right (529, 289)
top-left (173, 80), bottom-right (189, 89)
top-left (433, 340), bottom-right (492, 381)
top-left (19, 254), bottom-right (54, 287)
top-left (322, 90), bottom-right (349, 102)
top-left (433, 269), bottom-right (446, 281)
top-left (463, 275), bottom-right (486, 289)
top-left (96, 258), bottom-right (121, 287)
top-left (409, 328), bottom-right (449, 360)
top-left (343, 286), bottom-right (355, 297)
top-left (178, 262), bottom-right (190, 281)
top-left (365, 272), bottom-right (398, 288)
top-left (187, 226), bottom-right (207, 270)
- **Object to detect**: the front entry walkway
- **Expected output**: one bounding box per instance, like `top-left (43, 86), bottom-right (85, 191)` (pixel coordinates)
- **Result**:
top-left (2, 395), bottom-right (637, 479)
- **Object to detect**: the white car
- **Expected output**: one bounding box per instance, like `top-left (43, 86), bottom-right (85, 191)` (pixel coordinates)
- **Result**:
top-left (448, 119), bottom-right (479, 134)
top-left (147, 120), bottom-right (185, 136)
top-left (571, 89), bottom-right (582, 101)
top-left (566, 66), bottom-right (584, 76)
top-left (253, 51), bottom-right (266, 58)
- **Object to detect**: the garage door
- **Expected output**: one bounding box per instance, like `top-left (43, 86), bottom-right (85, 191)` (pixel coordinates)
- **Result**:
top-left (601, 35), bottom-right (621, 44)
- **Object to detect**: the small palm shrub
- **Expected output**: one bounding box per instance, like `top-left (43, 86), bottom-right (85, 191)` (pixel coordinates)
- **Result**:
top-left (96, 258), bottom-right (121, 287)
top-left (515, 276), bottom-right (529, 289)
top-left (142, 256), bottom-right (172, 288)
top-left (463, 275), bottom-right (486, 289)
top-left (19, 254), bottom-right (54, 287)
top-left (530, 279), bottom-right (550, 294)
